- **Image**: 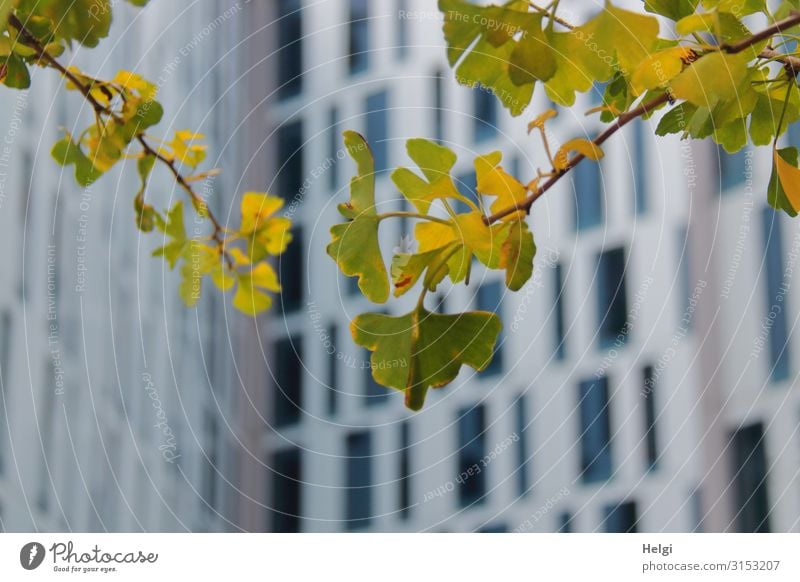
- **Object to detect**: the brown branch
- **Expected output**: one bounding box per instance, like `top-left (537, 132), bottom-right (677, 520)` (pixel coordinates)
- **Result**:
top-left (484, 10), bottom-right (800, 225)
top-left (484, 93), bottom-right (670, 224)
top-left (723, 11), bottom-right (800, 54)
top-left (8, 13), bottom-right (233, 268)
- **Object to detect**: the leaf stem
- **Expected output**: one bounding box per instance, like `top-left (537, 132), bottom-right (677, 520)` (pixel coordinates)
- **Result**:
top-left (379, 211), bottom-right (452, 226)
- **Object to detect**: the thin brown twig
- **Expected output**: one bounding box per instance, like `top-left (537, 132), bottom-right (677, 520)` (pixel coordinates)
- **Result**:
top-left (8, 13), bottom-right (233, 268)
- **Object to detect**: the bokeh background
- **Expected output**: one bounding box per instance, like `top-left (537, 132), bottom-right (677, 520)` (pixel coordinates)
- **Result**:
top-left (0, 0), bottom-right (798, 533)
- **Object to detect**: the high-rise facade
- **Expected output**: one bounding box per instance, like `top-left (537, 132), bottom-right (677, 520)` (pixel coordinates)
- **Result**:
top-left (238, 0), bottom-right (800, 533)
top-left (0, 2), bottom-right (245, 531)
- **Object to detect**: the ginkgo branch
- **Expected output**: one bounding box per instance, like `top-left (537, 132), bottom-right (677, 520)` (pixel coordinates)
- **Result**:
top-left (484, 10), bottom-right (800, 225)
top-left (8, 13), bottom-right (234, 269)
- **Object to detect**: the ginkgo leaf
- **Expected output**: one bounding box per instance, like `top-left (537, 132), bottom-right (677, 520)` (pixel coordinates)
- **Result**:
top-left (391, 138), bottom-right (469, 213)
top-left (351, 307), bottom-right (502, 410)
top-left (232, 263), bottom-right (282, 315)
top-left (391, 244), bottom-right (457, 297)
top-left (51, 134), bottom-right (103, 186)
top-left (644, 0), bottom-right (699, 20)
top-left (474, 151), bottom-right (528, 219)
top-left (440, 0), bottom-right (536, 116)
top-left (528, 108), bottom-right (557, 133)
top-left (500, 220), bottom-right (536, 291)
top-left (670, 52), bottom-right (749, 107)
top-left (772, 146), bottom-right (800, 216)
top-left (17, 0), bottom-right (112, 48)
top-left (508, 13), bottom-right (556, 86)
top-left (153, 202), bottom-right (187, 269)
top-left (631, 47), bottom-right (692, 96)
top-left (328, 131), bottom-right (389, 303)
top-left (701, 0), bottom-right (766, 18)
top-left (554, 139), bottom-right (604, 171)
top-left (453, 212), bottom-right (509, 269)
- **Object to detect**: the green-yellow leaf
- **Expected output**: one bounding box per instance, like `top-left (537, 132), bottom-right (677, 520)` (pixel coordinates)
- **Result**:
top-left (328, 131), bottom-right (389, 303)
top-left (554, 138), bottom-right (604, 171)
top-left (351, 307), bottom-right (502, 410)
top-left (773, 146), bottom-right (800, 215)
top-left (391, 138), bottom-right (468, 213)
top-left (670, 52), bottom-right (748, 107)
top-left (500, 220), bottom-right (536, 291)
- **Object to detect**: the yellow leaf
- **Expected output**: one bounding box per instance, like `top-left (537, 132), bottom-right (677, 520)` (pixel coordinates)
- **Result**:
top-left (415, 221), bottom-right (457, 253)
top-left (631, 47), bottom-right (691, 96)
top-left (240, 192), bottom-right (283, 234)
top-left (554, 138), bottom-right (604, 171)
top-left (474, 151), bottom-right (528, 220)
top-left (774, 148), bottom-right (800, 213)
top-left (112, 70), bottom-right (157, 100)
top-left (527, 108), bottom-right (557, 133)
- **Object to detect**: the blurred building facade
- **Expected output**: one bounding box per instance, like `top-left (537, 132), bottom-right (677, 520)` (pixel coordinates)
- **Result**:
top-left (0, 2), bottom-right (247, 531)
top-left (238, 0), bottom-right (800, 533)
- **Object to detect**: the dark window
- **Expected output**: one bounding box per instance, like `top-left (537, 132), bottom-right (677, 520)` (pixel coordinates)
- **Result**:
top-left (762, 208), bottom-right (791, 382)
top-left (596, 247), bottom-right (628, 349)
top-left (604, 500), bottom-right (638, 532)
top-left (277, 0), bottom-right (303, 99)
top-left (399, 422), bottom-right (411, 519)
top-left (477, 281), bottom-right (503, 375)
top-left (433, 69), bottom-right (445, 143)
top-left (677, 225), bottom-right (693, 330)
top-left (349, 0), bottom-right (369, 74)
top-left (396, 0), bottom-right (409, 59)
top-left (572, 159), bottom-right (603, 230)
top-left (327, 325), bottom-right (337, 416)
top-left (271, 448), bottom-right (302, 532)
top-left (515, 395), bottom-right (529, 496)
top-left (328, 106), bottom-right (339, 192)
top-left (366, 91), bottom-right (389, 173)
top-left (202, 412), bottom-right (219, 512)
top-left (276, 119), bottom-right (304, 201)
top-left (274, 336), bottom-right (303, 427)
top-left (364, 348), bottom-right (389, 406)
top-left (478, 523), bottom-right (507, 532)
top-left (455, 170), bottom-right (478, 214)
top-left (554, 262), bottom-right (566, 360)
top-left (279, 227), bottom-right (303, 312)
top-left (0, 310), bottom-right (10, 475)
top-left (473, 85), bottom-right (497, 142)
top-left (578, 376), bottom-right (613, 483)
top-left (633, 121), bottom-right (647, 214)
top-left (731, 423), bottom-right (771, 532)
top-left (642, 365), bottom-right (658, 471)
top-left (457, 405), bottom-right (487, 507)
top-left (558, 512), bottom-right (573, 533)
top-left (719, 145), bottom-right (749, 191)
top-left (346, 432), bottom-right (372, 530)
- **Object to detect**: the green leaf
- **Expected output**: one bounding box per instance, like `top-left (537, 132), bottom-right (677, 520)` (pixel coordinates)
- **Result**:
top-left (1, 53), bottom-right (31, 89)
top-left (655, 103), bottom-right (697, 136)
top-left (351, 307), bottom-right (502, 410)
top-left (17, 0), bottom-right (113, 48)
top-left (391, 138), bottom-right (467, 214)
top-left (500, 220), bottom-right (535, 291)
top-left (769, 147), bottom-right (799, 217)
top-left (439, 0), bottom-right (537, 116)
top-left (153, 201), bottom-right (187, 269)
top-left (327, 131), bottom-right (389, 303)
top-left (701, 0), bottom-right (766, 17)
top-left (508, 13), bottom-right (556, 86)
top-left (51, 134), bottom-right (103, 186)
top-left (644, 0), bottom-right (699, 20)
